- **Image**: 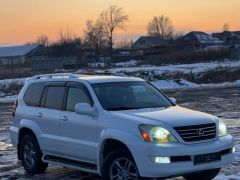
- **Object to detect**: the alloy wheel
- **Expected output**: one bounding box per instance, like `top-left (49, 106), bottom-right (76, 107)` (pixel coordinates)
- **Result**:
top-left (109, 158), bottom-right (139, 180)
top-left (23, 141), bottom-right (36, 168)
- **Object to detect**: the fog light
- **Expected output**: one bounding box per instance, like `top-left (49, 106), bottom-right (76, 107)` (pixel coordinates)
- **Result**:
top-left (233, 147), bottom-right (236, 153)
top-left (151, 156), bottom-right (171, 164)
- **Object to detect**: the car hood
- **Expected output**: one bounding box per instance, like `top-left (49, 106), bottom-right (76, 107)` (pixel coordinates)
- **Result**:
top-left (114, 106), bottom-right (216, 127)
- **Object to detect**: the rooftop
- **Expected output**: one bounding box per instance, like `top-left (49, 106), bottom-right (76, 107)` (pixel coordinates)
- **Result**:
top-left (178, 31), bottom-right (223, 44)
top-left (212, 31), bottom-right (240, 39)
top-left (132, 36), bottom-right (169, 49)
top-left (0, 44), bottom-right (40, 58)
top-left (232, 31), bottom-right (240, 36)
top-left (141, 36), bottom-right (169, 46)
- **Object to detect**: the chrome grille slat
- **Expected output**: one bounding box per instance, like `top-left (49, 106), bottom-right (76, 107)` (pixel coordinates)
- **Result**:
top-left (182, 133), bottom-right (216, 139)
top-left (199, 129), bottom-right (216, 133)
top-left (180, 129), bottom-right (216, 136)
top-left (174, 123), bottom-right (216, 142)
top-left (176, 126), bottom-right (215, 132)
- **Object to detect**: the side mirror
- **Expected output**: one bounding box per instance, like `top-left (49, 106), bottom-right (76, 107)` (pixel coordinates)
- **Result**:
top-left (75, 103), bottom-right (97, 117)
top-left (169, 97), bottom-right (177, 104)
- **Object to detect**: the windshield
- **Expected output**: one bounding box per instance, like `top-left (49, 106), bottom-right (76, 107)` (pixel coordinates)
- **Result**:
top-left (92, 81), bottom-right (173, 111)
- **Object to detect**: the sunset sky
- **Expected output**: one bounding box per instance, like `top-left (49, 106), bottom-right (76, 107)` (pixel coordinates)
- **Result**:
top-left (0, 0), bottom-right (240, 46)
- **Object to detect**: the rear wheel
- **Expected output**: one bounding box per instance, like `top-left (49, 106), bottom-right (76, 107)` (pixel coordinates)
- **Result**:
top-left (20, 134), bottom-right (48, 174)
top-left (102, 148), bottom-right (140, 180)
top-left (183, 168), bottom-right (221, 180)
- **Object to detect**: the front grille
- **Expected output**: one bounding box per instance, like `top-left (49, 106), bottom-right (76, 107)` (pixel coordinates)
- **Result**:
top-left (174, 123), bottom-right (216, 142)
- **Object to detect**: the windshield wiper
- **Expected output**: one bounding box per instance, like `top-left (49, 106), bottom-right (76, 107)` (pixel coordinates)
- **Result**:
top-left (107, 107), bottom-right (139, 111)
top-left (147, 105), bottom-right (169, 108)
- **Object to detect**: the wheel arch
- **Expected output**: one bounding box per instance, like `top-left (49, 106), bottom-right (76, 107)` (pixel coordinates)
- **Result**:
top-left (97, 128), bottom-right (142, 175)
top-left (18, 127), bottom-right (38, 160)
top-left (99, 138), bottom-right (135, 175)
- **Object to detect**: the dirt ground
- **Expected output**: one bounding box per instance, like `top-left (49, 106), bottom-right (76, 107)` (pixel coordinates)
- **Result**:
top-left (0, 87), bottom-right (240, 180)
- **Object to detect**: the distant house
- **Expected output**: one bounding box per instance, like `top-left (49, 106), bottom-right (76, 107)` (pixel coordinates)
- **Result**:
top-left (212, 31), bottom-right (240, 46)
top-left (0, 44), bottom-right (42, 67)
top-left (232, 31), bottom-right (240, 37)
top-left (175, 31), bottom-right (224, 52)
top-left (131, 36), bottom-right (169, 49)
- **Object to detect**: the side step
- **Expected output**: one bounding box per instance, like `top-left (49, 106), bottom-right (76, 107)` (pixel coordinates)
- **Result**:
top-left (42, 155), bottom-right (98, 174)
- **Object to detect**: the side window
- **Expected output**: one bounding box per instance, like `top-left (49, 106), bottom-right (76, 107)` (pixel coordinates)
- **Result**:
top-left (44, 86), bottom-right (65, 110)
top-left (66, 87), bottom-right (93, 112)
top-left (24, 82), bottom-right (45, 107)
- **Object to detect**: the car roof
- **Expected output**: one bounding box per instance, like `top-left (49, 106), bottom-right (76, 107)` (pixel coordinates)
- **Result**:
top-left (27, 74), bottom-right (144, 84)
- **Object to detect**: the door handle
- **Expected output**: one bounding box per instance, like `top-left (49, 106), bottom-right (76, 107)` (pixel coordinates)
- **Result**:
top-left (61, 116), bottom-right (68, 121)
top-left (36, 112), bottom-right (43, 118)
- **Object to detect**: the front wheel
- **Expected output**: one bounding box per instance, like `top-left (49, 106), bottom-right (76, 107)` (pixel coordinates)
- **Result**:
top-left (102, 149), bottom-right (140, 180)
top-left (183, 168), bottom-right (221, 180)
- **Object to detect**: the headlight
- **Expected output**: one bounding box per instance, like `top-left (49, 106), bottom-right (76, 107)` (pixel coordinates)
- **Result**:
top-left (218, 119), bottom-right (227, 137)
top-left (139, 125), bottom-right (178, 143)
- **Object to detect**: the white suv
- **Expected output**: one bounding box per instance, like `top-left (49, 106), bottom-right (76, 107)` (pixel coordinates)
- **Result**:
top-left (10, 74), bottom-right (235, 180)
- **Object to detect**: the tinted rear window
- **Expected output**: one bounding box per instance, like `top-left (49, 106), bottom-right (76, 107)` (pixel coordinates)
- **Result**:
top-left (24, 82), bottom-right (45, 107)
top-left (44, 86), bottom-right (65, 110)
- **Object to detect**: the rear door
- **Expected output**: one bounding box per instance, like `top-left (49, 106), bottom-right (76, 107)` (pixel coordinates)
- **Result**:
top-left (59, 82), bottom-right (97, 163)
top-left (36, 82), bottom-right (66, 155)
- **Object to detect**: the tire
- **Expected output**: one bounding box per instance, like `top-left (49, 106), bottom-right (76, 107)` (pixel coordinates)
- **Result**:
top-left (20, 134), bottom-right (48, 174)
top-left (102, 148), bottom-right (140, 180)
top-left (183, 168), bottom-right (221, 180)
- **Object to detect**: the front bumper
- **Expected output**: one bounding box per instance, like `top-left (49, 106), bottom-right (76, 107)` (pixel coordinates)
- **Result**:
top-left (130, 135), bottom-right (235, 178)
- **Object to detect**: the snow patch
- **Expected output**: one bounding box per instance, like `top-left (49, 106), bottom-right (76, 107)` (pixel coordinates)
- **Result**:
top-left (0, 92), bottom-right (5, 97)
top-left (215, 174), bottom-right (240, 180)
top-left (152, 79), bottom-right (240, 90)
top-left (0, 78), bottom-right (26, 88)
top-left (114, 60), bottom-right (139, 67)
top-left (0, 95), bottom-right (17, 103)
top-left (152, 79), bottom-right (198, 89)
top-left (103, 60), bottom-right (240, 75)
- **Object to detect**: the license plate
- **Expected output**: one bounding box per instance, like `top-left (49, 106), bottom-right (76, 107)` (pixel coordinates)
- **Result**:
top-left (194, 152), bottom-right (221, 165)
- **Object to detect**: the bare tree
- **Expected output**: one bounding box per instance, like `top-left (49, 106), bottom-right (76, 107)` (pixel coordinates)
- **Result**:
top-left (58, 27), bottom-right (76, 44)
top-left (98, 5), bottom-right (129, 62)
top-left (147, 15), bottom-right (175, 39)
top-left (223, 23), bottom-right (230, 32)
top-left (83, 20), bottom-right (106, 60)
top-left (35, 34), bottom-right (49, 46)
top-left (49, 27), bottom-right (83, 58)
top-left (115, 39), bottom-right (134, 49)
top-left (173, 31), bottom-right (184, 39)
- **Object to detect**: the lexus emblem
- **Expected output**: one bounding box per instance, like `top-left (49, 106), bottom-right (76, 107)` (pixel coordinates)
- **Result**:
top-left (197, 128), bottom-right (205, 136)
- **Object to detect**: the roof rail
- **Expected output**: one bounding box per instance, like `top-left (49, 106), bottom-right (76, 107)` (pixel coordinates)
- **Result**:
top-left (28, 72), bottom-right (128, 81)
top-left (76, 70), bottom-right (128, 77)
top-left (30, 73), bottom-right (79, 80)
